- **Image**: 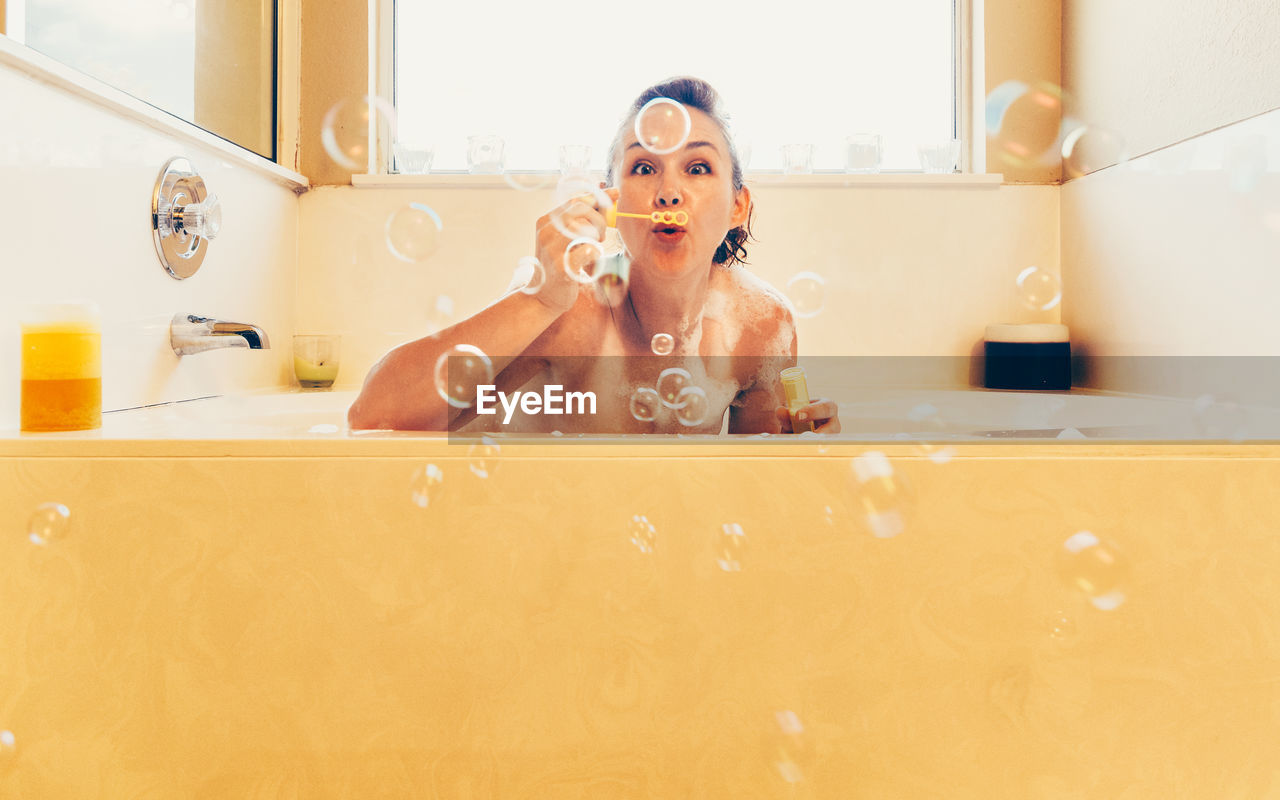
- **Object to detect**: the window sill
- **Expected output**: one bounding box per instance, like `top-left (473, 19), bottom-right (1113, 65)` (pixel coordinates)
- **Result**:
top-left (351, 171), bottom-right (1006, 189)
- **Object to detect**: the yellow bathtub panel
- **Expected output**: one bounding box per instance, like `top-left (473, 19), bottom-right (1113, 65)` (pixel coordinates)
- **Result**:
top-left (1, 446), bottom-right (1279, 798)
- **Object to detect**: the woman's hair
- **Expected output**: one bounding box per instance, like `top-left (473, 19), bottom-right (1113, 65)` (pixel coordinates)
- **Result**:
top-left (605, 76), bottom-right (755, 267)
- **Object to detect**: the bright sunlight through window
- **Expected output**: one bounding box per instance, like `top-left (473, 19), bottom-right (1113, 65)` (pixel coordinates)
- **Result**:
top-left (393, 0), bottom-right (955, 173)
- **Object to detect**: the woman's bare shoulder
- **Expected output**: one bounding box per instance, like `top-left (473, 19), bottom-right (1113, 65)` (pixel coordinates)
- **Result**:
top-left (713, 266), bottom-right (797, 356)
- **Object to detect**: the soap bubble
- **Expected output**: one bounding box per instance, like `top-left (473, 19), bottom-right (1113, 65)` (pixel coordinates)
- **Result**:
top-left (563, 237), bottom-right (605, 284)
top-left (771, 710), bottom-right (814, 784)
top-left (650, 332), bottom-right (675, 355)
top-left (656, 367), bottom-right (693, 408)
top-left (674, 386), bottom-right (709, 427)
top-left (715, 522), bottom-right (747, 571)
top-left (503, 172), bottom-right (555, 192)
top-left (1056, 530), bottom-right (1129, 610)
top-left (634, 97), bottom-right (692, 155)
top-left (321, 94), bottom-right (397, 171)
top-left (592, 252), bottom-right (631, 308)
top-left (0, 729), bottom-right (14, 769)
top-left (28, 502), bottom-right (71, 545)
top-left (1191, 394), bottom-right (1247, 440)
top-left (629, 386), bottom-right (662, 422)
top-left (907, 402), bottom-right (955, 464)
top-left (385, 202), bottom-right (443, 262)
top-left (1045, 610), bottom-right (1078, 643)
top-left (424, 295), bottom-right (455, 337)
top-left (848, 452), bottom-right (914, 538)
top-left (549, 177), bottom-right (612, 240)
top-left (785, 272), bottom-right (826, 319)
top-left (1016, 266), bottom-right (1062, 311)
top-left (467, 436), bottom-right (501, 479)
top-left (409, 463), bottom-right (444, 509)
top-left (1062, 125), bottom-right (1129, 179)
top-left (514, 256), bottom-right (546, 296)
top-left (986, 81), bottom-right (1065, 170)
top-left (433, 344), bottom-right (494, 409)
top-left (629, 514), bottom-right (657, 554)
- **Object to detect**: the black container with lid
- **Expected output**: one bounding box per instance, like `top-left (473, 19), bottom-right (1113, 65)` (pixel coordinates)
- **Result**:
top-left (983, 323), bottom-right (1070, 390)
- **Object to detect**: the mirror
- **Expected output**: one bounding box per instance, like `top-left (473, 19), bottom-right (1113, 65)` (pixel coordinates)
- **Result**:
top-left (2, 0), bottom-right (276, 159)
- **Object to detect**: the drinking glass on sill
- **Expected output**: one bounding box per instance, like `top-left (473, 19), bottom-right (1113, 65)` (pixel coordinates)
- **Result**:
top-left (393, 141), bottom-right (434, 174)
top-left (781, 143), bottom-right (815, 175)
top-left (845, 133), bottom-right (882, 173)
top-left (917, 139), bottom-right (961, 174)
top-left (467, 135), bottom-right (506, 174)
top-left (558, 144), bottom-right (592, 176)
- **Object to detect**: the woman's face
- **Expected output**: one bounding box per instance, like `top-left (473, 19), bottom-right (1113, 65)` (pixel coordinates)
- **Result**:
top-left (611, 106), bottom-right (751, 277)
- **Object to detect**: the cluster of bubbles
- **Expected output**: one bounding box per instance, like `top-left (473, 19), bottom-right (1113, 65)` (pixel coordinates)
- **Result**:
top-left (985, 80), bottom-right (1129, 178)
top-left (408, 439), bottom-right (501, 509)
top-left (28, 502), bottom-right (71, 546)
top-left (433, 344), bottom-right (495, 409)
top-left (409, 463), bottom-right (445, 509)
top-left (849, 451), bottom-right (914, 539)
top-left (771, 710), bottom-right (814, 784)
top-left (627, 367), bottom-right (709, 427)
top-left (1015, 266), bottom-right (1062, 311)
top-left (715, 522), bottom-right (748, 571)
top-left (785, 272), bottom-right (827, 319)
top-left (628, 515), bottom-right (657, 554)
top-left (1056, 530), bottom-right (1130, 610)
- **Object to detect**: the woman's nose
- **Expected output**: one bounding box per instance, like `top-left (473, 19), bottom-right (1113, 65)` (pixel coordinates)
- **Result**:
top-left (656, 185), bottom-right (682, 206)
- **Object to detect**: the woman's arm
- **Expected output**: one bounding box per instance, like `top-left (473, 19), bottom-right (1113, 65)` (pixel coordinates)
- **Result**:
top-left (346, 291), bottom-right (564, 431)
top-left (348, 192), bottom-right (612, 431)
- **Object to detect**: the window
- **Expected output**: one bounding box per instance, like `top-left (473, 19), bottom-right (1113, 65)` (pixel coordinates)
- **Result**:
top-left (393, 0), bottom-right (956, 173)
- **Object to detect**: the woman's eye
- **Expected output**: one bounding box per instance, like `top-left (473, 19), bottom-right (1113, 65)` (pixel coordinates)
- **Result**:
top-left (630, 162), bottom-right (654, 175)
top-left (689, 163), bottom-right (710, 175)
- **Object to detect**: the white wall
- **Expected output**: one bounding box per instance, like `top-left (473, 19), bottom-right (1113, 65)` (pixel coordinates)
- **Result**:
top-left (297, 180), bottom-right (1059, 392)
top-left (0, 41), bottom-right (302, 429)
top-left (1060, 0), bottom-right (1280, 402)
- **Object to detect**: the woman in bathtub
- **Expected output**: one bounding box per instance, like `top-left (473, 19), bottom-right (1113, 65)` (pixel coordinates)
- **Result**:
top-left (348, 76), bottom-right (840, 434)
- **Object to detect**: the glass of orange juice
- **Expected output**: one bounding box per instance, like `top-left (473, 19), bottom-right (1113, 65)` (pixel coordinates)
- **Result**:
top-left (21, 302), bottom-right (102, 432)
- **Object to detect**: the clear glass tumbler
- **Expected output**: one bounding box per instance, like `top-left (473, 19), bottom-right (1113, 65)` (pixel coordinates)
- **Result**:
top-left (467, 135), bottom-right (506, 174)
top-left (558, 144), bottom-right (592, 175)
top-left (917, 139), bottom-right (961, 174)
top-left (845, 133), bottom-right (883, 173)
top-left (393, 141), bottom-right (434, 174)
top-left (781, 143), bottom-right (815, 175)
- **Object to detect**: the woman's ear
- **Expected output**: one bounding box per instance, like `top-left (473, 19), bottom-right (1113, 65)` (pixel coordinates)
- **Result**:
top-left (731, 185), bottom-right (752, 228)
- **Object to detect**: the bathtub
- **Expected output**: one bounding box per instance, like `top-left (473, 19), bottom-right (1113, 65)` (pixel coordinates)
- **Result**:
top-left (2, 388), bottom-right (1278, 797)
top-left (51, 385), bottom-right (1280, 440)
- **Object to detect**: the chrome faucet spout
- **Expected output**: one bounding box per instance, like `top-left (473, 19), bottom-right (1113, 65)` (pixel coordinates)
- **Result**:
top-left (170, 313), bottom-right (271, 355)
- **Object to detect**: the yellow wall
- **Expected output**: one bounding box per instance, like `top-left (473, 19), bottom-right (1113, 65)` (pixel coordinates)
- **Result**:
top-left (298, 0), bottom-right (367, 185)
top-left (2, 441), bottom-right (1278, 795)
top-left (984, 0), bottom-right (1064, 184)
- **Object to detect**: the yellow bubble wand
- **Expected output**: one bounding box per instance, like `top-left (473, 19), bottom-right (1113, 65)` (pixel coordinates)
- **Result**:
top-left (606, 208), bottom-right (690, 227)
